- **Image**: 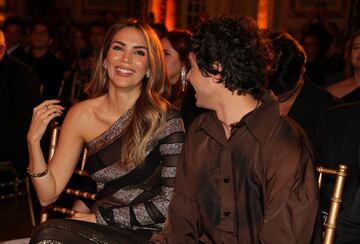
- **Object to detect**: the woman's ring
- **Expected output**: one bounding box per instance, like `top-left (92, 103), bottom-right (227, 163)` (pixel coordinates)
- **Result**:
top-left (43, 105), bottom-right (48, 111)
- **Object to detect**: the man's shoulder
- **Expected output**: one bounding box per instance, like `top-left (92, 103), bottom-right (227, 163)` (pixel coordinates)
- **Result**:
top-left (268, 115), bottom-right (309, 147)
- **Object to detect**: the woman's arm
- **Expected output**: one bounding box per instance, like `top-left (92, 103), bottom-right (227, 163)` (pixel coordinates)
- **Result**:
top-left (27, 100), bottom-right (86, 206)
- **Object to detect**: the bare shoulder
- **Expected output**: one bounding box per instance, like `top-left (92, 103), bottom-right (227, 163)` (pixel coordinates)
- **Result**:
top-left (61, 96), bottom-right (105, 140)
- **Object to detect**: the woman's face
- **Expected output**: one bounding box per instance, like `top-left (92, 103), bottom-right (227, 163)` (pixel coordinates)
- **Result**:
top-left (104, 27), bottom-right (149, 93)
top-left (161, 37), bottom-right (182, 85)
top-left (351, 35), bottom-right (360, 70)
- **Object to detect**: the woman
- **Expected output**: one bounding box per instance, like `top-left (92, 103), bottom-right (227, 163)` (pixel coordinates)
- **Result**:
top-left (27, 19), bottom-right (185, 243)
top-left (327, 30), bottom-right (360, 102)
top-left (161, 29), bottom-right (204, 129)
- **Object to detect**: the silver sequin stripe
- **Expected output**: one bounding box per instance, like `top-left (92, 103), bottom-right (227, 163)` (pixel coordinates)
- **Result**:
top-left (161, 166), bottom-right (176, 178)
top-left (133, 202), bottom-right (155, 226)
top-left (87, 109), bottom-right (133, 155)
top-left (152, 117), bottom-right (185, 140)
top-left (159, 142), bottom-right (183, 156)
top-left (112, 188), bottom-right (143, 205)
top-left (113, 207), bottom-right (131, 227)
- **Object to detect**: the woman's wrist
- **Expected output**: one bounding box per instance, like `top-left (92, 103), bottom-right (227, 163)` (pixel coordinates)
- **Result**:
top-left (27, 167), bottom-right (49, 177)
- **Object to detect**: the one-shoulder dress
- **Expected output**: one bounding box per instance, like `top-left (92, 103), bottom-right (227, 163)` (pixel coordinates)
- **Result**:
top-left (30, 108), bottom-right (185, 244)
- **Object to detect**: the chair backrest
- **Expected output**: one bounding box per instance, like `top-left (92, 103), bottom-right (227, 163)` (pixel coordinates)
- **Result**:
top-left (40, 122), bottom-right (96, 223)
top-left (0, 161), bottom-right (36, 227)
top-left (317, 164), bottom-right (347, 244)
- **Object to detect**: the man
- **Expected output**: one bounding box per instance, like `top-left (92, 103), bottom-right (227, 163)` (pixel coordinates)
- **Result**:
top-left (3, 16), bottom-right (28, 62)
top-left (25, 20), bottom-right (65, 100)
top-left (0, 30), bottom-right (40, 174)
top-left (151, 16), bottom-right (318, 243)
top-left (268, 31), bottom-right (341, 145)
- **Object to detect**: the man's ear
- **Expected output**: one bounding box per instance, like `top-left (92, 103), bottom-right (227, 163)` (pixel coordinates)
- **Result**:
top-left (212, 61), bottom-right (223, 81)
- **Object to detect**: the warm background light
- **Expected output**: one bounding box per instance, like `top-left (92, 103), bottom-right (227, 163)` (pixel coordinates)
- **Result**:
top-left (149, 0), bottom-right (175, 31)
top-left (165, 0), bottom-right (175, 31)
top-left (0, 0), bottom-right (5, 23)
top-left (257, 0), bottom-right (268, 29)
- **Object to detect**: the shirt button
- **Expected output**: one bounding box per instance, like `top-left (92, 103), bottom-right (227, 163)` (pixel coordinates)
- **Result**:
top-left (223, 177), bottom-right (230, 183)
top-left (224, 211), bottom-right (230, 217)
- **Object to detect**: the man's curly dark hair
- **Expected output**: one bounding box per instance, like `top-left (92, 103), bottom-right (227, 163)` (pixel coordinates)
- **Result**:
top-left (189, 15), bottom-right (275, 98)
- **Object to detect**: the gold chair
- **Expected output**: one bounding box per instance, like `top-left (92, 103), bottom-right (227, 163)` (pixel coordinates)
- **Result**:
top-left (317, 164), bottom-right (347, 244)
top-left (0, 160), bottom-right (36, 226)
top-left (40, 122), bottom-right (96, 223)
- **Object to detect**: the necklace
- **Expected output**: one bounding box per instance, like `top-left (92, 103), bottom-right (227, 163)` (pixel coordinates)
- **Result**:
top-left (219, 99), bottom-right (261, 131)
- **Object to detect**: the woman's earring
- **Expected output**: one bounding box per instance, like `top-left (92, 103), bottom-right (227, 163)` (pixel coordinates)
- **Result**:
top-left (145, 70), bottom-right (150, 79)
top-left (181, 67), bottom-right (187, 91)
top-left (103, 61), bottom-right (108, 69)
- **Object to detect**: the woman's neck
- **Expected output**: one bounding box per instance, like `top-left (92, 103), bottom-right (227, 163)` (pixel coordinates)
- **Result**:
top-left (106, 88), bottom-right (140, 116)
top-left (353, 70), bottom-right (360, 86)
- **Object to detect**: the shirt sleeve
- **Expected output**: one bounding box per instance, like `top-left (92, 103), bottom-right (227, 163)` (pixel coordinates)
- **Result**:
top-left (94, 111), bottom-right (185, 228)
top-left (150, 126), bottom-right (201, 244)
top-left (259, 127), bottom-right (319, 244)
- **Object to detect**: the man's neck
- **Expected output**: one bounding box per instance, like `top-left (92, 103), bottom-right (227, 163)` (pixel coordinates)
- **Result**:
top-left (214, 92), bottom-right (260, 138)
top-left (32, 47), bottom-right (48, 58)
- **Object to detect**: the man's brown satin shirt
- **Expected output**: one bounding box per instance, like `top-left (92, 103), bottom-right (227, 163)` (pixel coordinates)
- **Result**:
top-left (152, 93), bottom-right (319, 244)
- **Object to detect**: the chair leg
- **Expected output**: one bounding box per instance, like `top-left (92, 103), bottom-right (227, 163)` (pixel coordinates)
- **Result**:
top-left (25, 177), bottom-right (36, 227)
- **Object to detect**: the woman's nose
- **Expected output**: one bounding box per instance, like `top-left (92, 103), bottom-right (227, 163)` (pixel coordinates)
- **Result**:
top-left (120, 51), bottom-right (133, 63)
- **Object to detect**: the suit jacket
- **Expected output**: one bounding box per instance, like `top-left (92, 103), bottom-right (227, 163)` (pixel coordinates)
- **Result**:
top-left (0, 54), bottom-right (40, 174)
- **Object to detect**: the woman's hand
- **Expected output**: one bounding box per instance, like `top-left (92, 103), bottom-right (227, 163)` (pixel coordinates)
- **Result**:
top-left (70, 212), bottom-right (96, 223)
top-left (27, 100), bottom-right (64, 144)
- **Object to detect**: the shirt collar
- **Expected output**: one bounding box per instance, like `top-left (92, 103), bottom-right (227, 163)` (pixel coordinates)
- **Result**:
top-left (7, 44), bottom-right (20, 55)
top-left (198, 91), bottom-right (280, 145)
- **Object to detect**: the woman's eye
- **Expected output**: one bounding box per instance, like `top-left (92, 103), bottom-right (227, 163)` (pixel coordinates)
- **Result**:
top-left (164, 51), bottom-right (170, 56)
top-left (112, 45), bottom-right (122, 51)
top-left (135, 50), bottom-right (146, 56)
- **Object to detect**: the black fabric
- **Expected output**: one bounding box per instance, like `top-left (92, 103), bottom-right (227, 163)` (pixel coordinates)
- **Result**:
top-left (342, 86), bottom-right (360, 103)
top-left (24, 50), bottom-right (65, 100)
top-left (30, 219), bottom-right (153, 244)
top-left (288, 79), bottom-right (342, 146)
top-left (314, 102), bottom-right (360, 244)
top-left (0, 54), bottom-right (40, 174)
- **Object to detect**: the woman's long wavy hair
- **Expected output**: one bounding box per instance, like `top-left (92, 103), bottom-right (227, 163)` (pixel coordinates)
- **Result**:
top-left (161, 29), bottom-right (192, 108)
top-left (345, 30), bottom-right (360, 78)
top-left (86, 19), bottom-right (170, 168)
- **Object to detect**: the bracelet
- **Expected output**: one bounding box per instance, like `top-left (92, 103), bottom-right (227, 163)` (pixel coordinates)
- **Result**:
top-left (27, 167), bottom-right (49, 177)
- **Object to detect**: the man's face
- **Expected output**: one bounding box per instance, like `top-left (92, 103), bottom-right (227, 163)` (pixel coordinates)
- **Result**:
top-left (89, 26), bottom-right (106, 51)
top-left (302, 36), bottom-right (319, 61)
top-left (4, 24), bottom-right (23, 48)
top-left (187, 53), bottom-right (215, 109)
top-left (30, 24), bottom-right (52, 50)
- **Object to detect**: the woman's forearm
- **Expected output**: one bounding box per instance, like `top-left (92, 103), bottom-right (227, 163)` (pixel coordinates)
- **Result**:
top-left (27, 138), bottom-right (58, 206)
